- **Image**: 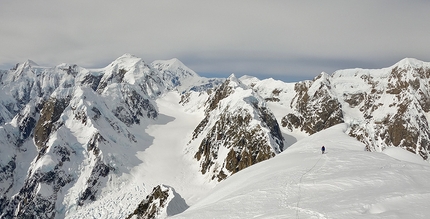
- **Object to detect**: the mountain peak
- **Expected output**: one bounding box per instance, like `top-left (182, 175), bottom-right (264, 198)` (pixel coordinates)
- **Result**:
top-left (23, 59), bottom-right (39, 67)
top-left (109, 53), bottom-right (144, 68)
top-left (393, 57), bottom-right (426, 69)
top-left (118, 53), bottom-right (138, 59)
top-left (314, 71), bottom-right (330, 81)
top-left (227, 73), bottom-right (237, 80)
top-left (226, 73), bottom-right (247, 89)
top-left (113, 53), bottom-right (143, 62)
top-left (12, 59), bottom-right (39, 72)
top-left (151, 58), bottom-right (199, 86)
top-left (165, 58), bottom-right (182, 66)
top-left (158, 58), bottom-right (193, 73)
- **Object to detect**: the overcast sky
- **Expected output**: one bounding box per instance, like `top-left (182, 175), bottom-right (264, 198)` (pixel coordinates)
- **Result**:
top-left (1, 1), bottom-right (429, 82)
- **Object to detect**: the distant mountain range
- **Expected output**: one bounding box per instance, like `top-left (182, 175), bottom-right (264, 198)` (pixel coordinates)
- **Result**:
top-left (0, 55), bottom-right (429, 218)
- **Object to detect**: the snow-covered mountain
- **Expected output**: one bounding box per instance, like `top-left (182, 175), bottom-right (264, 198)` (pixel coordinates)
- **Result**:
top-left (0, 54), bottom-right (222, 218)
top-left (244, 58), bottom-right (430, 160)
top-left (0, 55), bottom-right (429, 218)
top-left (190, 74), bottom-right (284, 181)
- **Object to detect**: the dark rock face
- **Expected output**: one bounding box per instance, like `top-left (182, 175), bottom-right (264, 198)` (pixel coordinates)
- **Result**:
top-left (81, 73), bottom-right (103, 91)
top-left (97, 68), bottom-right (127, 93)
top-left (0, 158), bottom-right (16, 214)
top-left (126, 185), bottom-right (188, 219)
top-left (1, 166), bottom-right (74, 219)
top-left (75, 132), bottom-right (112, 207)
top-left (192, 76), bottom-right (284, 181)
top-left (126, 185), bottom-right (170, 219)
top-left (77, 159), bottom-right (111, 206)
top-left (194, 109), bottom-right (277, 181)
top-left (347, 64), bottom-right (430, 160)
top-left (264, 88), bottom-right (282, 102)
top-left (34, 97), bottom-right (70, 152)
top-left (258, 105), bottom-right (284, 148)
top-left (18, 114), bottom-right (37, 141)
top-left (204, 80), bottom-right (234, 113)
top-left (113, 88), bottom-right (158, 126)
top-left (281, 75), bottom-right (344, 135)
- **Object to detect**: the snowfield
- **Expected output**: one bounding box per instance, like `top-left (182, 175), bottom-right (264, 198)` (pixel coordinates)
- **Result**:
top-left (172, 123), bottom-right (430, 219)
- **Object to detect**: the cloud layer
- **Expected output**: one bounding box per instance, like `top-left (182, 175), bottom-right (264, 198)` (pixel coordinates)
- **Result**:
top-left (1, 0), bottom-right (429, 82)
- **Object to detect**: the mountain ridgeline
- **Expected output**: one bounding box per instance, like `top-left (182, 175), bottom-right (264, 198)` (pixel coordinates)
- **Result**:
top-left (0, 55), bottom-right (429, 218)
top-left (246, 58), bottom-right (430, 159)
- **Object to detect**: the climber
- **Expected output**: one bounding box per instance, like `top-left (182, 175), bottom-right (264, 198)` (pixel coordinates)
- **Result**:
top-left (321, 146), bottom-right (325, 154)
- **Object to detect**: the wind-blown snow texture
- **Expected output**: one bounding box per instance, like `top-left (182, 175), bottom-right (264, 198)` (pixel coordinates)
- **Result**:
top-left (0, 55), bottom-right (429, 218)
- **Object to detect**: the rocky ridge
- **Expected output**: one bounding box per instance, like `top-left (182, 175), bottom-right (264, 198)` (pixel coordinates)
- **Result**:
top-left (190, 74), bottom-right (284, 181)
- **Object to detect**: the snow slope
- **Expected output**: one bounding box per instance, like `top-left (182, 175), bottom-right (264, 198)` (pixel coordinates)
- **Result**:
top-left (132, 91), bottom-right (215, 205)
top-left (172, 124), bottom-right (430, 219)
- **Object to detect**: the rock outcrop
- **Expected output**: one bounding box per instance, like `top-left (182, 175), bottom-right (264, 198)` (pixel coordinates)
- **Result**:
top-left (191, 75), bottom-right (284, 181)
top-left (126, 185), bottom-right (188, 219)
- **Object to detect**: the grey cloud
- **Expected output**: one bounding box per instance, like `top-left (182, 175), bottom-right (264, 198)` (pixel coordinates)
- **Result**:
top-left (1, 1), bottom-right (429, 82)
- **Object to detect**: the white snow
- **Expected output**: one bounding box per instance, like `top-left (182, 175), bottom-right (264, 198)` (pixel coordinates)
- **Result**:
top-left (131, 91), bottom-right (214, 205)
top-left (32, 154), bottom-right (56, 173)
top-left (172, 124), bottom-right (430, 218)
top-left (37, 182), bottom-right (54, 197)
top-left (393, 57), bottom-right (430, 69)
top-left (382, 147), bottom-right (429, 166)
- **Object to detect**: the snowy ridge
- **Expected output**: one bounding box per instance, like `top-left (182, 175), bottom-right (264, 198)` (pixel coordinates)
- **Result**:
top-left (392, 57), bottom-right (430, 69)
top-left (173, 124), bottom-right (430, 218)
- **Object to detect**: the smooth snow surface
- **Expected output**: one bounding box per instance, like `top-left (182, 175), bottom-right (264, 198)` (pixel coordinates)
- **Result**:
top-left (172, 124), bottom-right (430, 219)
top-left (383, 147), bottom-right (429, 166)
top-left (132, 92), bottom-right (215, 204)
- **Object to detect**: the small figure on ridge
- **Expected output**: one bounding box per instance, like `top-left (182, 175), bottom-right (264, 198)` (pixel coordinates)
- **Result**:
top-left (321, 146), bottom-right (325, 154)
